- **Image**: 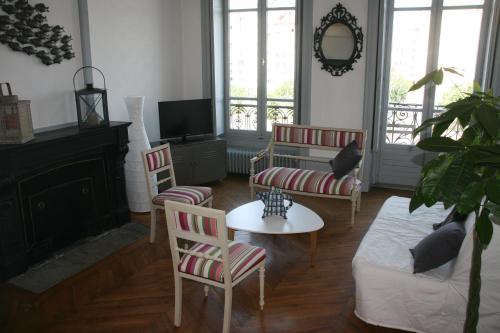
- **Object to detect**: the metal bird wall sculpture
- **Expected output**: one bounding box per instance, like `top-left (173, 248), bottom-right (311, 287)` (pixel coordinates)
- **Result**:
top-left (0, 0), bottom-right (75, 65)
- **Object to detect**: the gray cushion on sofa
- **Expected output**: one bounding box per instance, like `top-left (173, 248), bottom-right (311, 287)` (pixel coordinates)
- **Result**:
top-left (410, 221), bottom-right (466, 274)
top-left (329, 140), bottom-right (362, 178)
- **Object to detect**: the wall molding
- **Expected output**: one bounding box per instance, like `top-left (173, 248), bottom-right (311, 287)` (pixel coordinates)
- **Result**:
top-left (361, 0), bottom-right (384, 191)
top-left (77, 0), bottom-right (92, 83)
top-left (299, 0), bottom-right (313, 126)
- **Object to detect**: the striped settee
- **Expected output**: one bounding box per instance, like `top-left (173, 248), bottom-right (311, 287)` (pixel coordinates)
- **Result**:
top-left (249, 124), bottom-right (366, 225)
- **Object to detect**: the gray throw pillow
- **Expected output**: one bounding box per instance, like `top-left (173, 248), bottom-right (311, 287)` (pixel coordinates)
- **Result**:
top-left (433, 206), bottom-right (468, 230)
top-left (329, 140), bottom-right (362, 178)
top-left (410, 221), bottom-right (466, 274)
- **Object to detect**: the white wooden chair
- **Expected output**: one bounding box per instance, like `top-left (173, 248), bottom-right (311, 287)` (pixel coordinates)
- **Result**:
top-left (164, 201), bottom-right (266, 333)
top-left (142, 143), bottom-right (213, 243)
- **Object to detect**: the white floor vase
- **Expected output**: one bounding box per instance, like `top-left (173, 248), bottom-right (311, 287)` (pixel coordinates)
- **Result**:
top-left (124, 96), bottom-right (153, 213)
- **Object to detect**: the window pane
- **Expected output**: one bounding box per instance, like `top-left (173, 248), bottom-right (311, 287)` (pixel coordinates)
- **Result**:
top-left (266, 10), bottom-right (295, 100)
top-left (229, 0), bottom-right (257, 10)
top-left (388, 11), bottom-right (430, 106)
top-left (229, 99), bottom-right (258, 131)
top-left (443, 0), bottom-right (484, 6)
top-left (394, 0), bottom-right (432, 8)
top-left (229, 12), bottom-right (258, 98)
top-left (267, 0), bottom-right (295, 8)
top-left (386, 10), bottom-right (430, 145)
top-left (434, 9), bottom-right (482, 108)
top-left (267, 101), bottom-right (294, 131)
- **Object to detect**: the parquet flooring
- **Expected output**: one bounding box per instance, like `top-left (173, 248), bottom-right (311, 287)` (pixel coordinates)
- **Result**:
top-left (2, 176), bottom-right (411, 333)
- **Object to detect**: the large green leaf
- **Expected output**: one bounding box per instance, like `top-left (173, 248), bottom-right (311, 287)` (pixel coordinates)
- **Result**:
top-left (475, 104), bottom-right (500, 138)
top-left (460, 127), bottom-right (477, 145)
top-left (443, 67), bottom-right (464, 76)
top-left (420, 157), bottom-right (453, 206)
top-left (413, 99), bottom-right (477, 136)
top-left (486, 180), bottom-right (500, 204)
top-left (470, 145), bottom-right (500, 155)
top-left (432, 119), bottom-right (454, 138)
top-left (456, 181), bottom-right (484, 214)
top-left (476, 208), bottom-right (493, 246)
top-left (409, 186), bottom-right (424, 213)
top-left (408, 71), bottom-right (436, 92)
top-left (485, 202), bottom-right (500, 225)
top-left (433, 68), bottom-right (444, 85)
top-left (441, 154), bottom-right (476, 206)
top-left (417, 137), bottom-right (465, 152)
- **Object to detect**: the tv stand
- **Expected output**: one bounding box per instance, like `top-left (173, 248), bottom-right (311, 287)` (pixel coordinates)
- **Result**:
top-left (152, 137), bottom-right (226, 185)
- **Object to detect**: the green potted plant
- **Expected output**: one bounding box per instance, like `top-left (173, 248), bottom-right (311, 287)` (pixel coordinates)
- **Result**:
top-left (408, 67), bottom-right (500, 333)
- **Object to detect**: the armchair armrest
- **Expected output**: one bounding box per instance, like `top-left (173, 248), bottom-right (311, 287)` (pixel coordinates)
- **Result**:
top-left (250, 148), bottom-right (269, 164)
top-left (250, 148), bottom-right (269, 177)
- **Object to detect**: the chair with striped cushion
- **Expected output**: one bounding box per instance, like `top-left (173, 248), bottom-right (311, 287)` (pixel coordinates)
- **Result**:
top-left (142, 143), bottom-right (213, 243)
top-left (250, 124), bottom-right (367, 225)
top-left (164, 201), bottom-right (266, 333)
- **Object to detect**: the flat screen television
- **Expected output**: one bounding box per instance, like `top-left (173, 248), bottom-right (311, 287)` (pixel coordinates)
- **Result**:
top-left (158, 99), bottom-right (213, 141)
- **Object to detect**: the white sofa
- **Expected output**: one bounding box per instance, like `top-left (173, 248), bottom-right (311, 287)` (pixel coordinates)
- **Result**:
top-left (352, 196), bottom-right (500, 333)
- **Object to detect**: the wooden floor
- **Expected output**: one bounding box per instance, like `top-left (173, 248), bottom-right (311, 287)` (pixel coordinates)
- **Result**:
top-left (2, 176), bottom-right (412, 333)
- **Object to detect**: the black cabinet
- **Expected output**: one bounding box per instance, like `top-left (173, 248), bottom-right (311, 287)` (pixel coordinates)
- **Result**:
top-left (0, 122), bottom-right (130, 281)
top-left (155, 138), bottom-right (227, 185)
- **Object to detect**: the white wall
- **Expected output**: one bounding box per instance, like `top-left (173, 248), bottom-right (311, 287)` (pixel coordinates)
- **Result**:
top-left (87, 0), bottom-right (184, 141)
top-left (86, 0), bottom-right (204, 141)
top-left (180, 0), bottom-right (204, 99)
top-left (0, 0), bottom-right (82, 130)
top-left (310, 0), bottom-right (368, 130)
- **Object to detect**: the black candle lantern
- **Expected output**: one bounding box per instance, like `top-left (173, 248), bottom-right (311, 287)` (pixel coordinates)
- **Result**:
top-left (73, 66), bottom-right (109, 129)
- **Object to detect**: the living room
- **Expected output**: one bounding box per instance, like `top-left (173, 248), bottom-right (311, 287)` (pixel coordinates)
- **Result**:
top-left (1, 0), bottom-right (499, 332)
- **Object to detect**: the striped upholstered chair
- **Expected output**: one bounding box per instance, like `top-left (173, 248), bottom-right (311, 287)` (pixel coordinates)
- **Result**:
top-left (250, 124), bottom-right (367, 225)
top-left (164, 201), bottom-right (266, 333)
top-left (142, 143), bottom-right (213, 243)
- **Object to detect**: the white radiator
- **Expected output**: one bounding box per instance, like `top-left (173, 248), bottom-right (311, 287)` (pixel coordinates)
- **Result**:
top-left (227, 147), bottom-right (297, 175)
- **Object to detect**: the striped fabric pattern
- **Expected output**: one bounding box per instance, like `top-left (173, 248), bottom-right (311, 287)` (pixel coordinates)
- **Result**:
top-left (145, 148), bottom-right (170, 172)
top-left (153, 186), bottom-right (212, 205)
top-left (178, 241), bottom-right (266, 282)
top-left (174, 211), bottom-right (218, 236)
top-left (274, 125), bottom-right (364, 149)
top-left (253, 167), bottom-right (359, 196)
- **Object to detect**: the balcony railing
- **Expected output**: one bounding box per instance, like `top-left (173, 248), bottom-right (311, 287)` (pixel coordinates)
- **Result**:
top-left (229, 100), bottom-right (294, 132)
top-left (266, 104), bottom-right (294, 131)
top-left (229, 103), bottom-right (258, 131)
top-left (385, 103), bottom-right (463, 145)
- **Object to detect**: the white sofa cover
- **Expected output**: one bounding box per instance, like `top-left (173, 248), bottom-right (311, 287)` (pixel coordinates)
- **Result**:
top-left (352, 196), bottom-right (500, 333)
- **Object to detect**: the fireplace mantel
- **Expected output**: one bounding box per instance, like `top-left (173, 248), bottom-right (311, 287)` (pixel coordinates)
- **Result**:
top-left (0, 122), bottom-right (131, 281)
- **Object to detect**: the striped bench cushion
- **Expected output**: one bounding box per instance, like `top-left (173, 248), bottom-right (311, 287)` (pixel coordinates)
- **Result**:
top-left (274, 125), bottom-right (364, 149)
top-left (153, 186), bottom-right (212, 206)
top-left (253, 167), bottom-right (359, 196)
top-left (178, 241), bottom-right (266, 282)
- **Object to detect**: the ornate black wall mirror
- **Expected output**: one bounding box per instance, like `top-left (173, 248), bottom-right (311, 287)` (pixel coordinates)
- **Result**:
top-left (313, 3), bottom-right (363, 76)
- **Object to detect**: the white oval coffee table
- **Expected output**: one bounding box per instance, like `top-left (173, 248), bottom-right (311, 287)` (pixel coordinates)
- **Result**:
top-left (226, 200), bottom-right (324, 266)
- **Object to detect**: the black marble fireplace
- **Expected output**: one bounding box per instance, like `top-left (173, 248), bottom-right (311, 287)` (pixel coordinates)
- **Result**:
top-left (0, 122), bottom-right (131, 281)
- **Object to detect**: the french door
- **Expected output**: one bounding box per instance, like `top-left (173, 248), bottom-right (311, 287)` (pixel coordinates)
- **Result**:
top-left (225, 0), bottom-right (298, 138)
top-left (375, 0), bottom-right (493, 187)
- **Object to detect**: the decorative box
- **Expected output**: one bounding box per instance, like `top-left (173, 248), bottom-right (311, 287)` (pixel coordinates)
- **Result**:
top-left (0, 83), bottom-right (34, 144)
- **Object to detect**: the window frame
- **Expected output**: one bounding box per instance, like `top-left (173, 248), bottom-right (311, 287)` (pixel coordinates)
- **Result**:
top-left (223, 0), bottom-right (301, 141)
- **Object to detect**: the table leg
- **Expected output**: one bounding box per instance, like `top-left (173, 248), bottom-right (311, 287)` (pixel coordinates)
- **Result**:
top-left (228, 228), bottom-right (235, 241)
top-left (309, 231), bottom-right (318, 267)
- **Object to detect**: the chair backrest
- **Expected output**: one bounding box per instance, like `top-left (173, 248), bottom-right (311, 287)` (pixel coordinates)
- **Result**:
top-left (164, 201), bottom-right (231, 283)
top-left (142, 143), bottom-right (177, 201)
top-left (272, 124), bottom-right (366, 151)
